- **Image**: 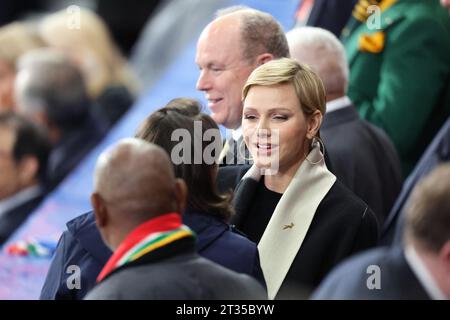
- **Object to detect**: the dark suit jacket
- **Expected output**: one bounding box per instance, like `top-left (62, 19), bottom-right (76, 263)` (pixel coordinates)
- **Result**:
top-left (306, 0), bottom-right (358, 37)
top-left (221, 165), bottom-right (379, 298)
top-left (85, 246), bottom-right (266, 300)
top-left (40, 209), bottom-right (264, 300)
top-left (312, 246), bottom-right (430, 299)
top-left (321, 105), bottom-right (403, 225)
top-left (47, 112), bottom-right (108, 190)
top-left (381, 117), bottom-right (450, 245)
top-left (0, 192), bottom-right (45, 245)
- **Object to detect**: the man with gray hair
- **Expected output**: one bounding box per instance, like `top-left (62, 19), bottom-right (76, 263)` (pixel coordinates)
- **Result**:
top-left (312, 163), bottom-right (450, 299)
top-left (85, 138), bottom-right (265, 300)
top-left (287, 27), bottom-right (402, 225)
top-left (196, 6), bottom-right (289, 165)
top-left (14, 48), bottom-right (107, 189)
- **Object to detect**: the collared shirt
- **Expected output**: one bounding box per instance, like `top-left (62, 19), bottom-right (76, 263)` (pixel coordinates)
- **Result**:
top-left (326, 96), bottom-right (352, 113)
top-left (231, 127), bottom-right (243, 142)
top-left (404, 244), bottom-right (447, 300)
top-left (0, 185), bottom-right (42, 221)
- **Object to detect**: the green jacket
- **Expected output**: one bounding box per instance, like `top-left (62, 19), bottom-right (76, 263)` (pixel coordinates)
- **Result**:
top-left (343, 0), bottom-right (450, 175)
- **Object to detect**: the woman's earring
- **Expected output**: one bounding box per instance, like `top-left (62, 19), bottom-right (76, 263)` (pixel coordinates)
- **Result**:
top-left (304, 136), bottom-right (325, 165)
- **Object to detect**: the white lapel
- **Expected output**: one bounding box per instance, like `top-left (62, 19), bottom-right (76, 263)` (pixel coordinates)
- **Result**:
top-left (218, 139), bottom-right (231, 164)
top-left (255, 143), bottom-right (336, 299)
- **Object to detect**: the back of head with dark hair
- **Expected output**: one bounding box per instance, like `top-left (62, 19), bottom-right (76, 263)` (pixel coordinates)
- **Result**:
top-left (0, 112), bottom-right (51, 182)
top-left (135, 98), bottom-right (233, 221)
top-left (405, 164), bottom-right (450, 252)
top-left (16, 49), bottom-right (90, 131)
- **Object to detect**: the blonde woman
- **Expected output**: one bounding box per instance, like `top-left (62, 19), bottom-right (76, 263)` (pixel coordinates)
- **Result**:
top-left (222, 58), bottom-right (378, 299)
top-left (0, 22), bottom-right (44, 111)
top-left (39, 8), bottom-right (138, 126)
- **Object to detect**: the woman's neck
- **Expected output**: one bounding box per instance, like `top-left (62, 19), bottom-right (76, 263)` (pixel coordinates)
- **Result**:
top-left (263, 160), bottom-right (303, 194)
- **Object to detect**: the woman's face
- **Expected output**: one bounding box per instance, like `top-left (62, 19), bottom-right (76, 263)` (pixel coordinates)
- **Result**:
top-left (243, 83), bottom-right (315, 174)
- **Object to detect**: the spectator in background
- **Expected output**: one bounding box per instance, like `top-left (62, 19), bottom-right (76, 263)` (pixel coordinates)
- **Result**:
top-left (341, 0), bottom-right (450, 175)
top-left (0, 112), bottom-right (50, 244)
top-left (223, 58), bottom-right (378, 299)
top-left (14, 48), bottom-right (107, 189)
top-left (381, 0), bottom-right (450, 247)
top-left (84, 138), bottom-right (265, 300)
top-left (382, 117), bottom-right (450, 245)
top-left (294, 0), bottom-right (357, 37)
top-left (39, 8), bottom-right (137, 127)
top-left (287, 26), bottom-right (402, 226)
top-left (313, 164), bottom-right (450, 300)
top-left (0, 22), bottom-right (44, 112)
top-left (195, 6), bottom-right (289, 165)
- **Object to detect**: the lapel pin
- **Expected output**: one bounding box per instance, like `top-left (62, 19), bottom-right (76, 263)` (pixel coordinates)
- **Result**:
top-left (283, 222), bottom-right (294, 230)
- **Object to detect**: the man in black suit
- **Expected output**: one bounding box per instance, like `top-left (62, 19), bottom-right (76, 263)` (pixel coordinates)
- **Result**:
top-left (0, 112), bottom-right (50, 244)
top-left (294, 0), bottom-right (358, 37)
top-left (312, 164), bottom-right (450, 299)
top-left (287, 26), bottom-right (402, 225)
top-left (382, 117), bottom-right (450, 245)
top-left (14, 49), bottom-right (108, 190)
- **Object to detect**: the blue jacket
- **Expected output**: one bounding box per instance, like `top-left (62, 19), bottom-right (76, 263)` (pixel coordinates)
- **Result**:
top-left (40, 209), bottom-right (265, 299)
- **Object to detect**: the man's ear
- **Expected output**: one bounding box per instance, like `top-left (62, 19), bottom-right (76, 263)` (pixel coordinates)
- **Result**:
top-left (91, 192), bottom-right (108, 228)
top-left (439, 240), bottom-right (450, 275)
top-left (255, 53), bottom-right (274, 66)
top-left (306, 110), bottom-right (323, 140)
top-left (18, 155), bottom-right (39, 187)
top-left (174, 178), bottom-right (188, 214)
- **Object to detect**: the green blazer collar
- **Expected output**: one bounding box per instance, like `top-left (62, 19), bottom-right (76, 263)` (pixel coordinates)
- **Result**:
top-left (345, 1), bottom-right (409, 64)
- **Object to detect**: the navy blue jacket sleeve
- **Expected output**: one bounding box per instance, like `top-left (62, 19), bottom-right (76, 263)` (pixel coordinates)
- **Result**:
top-left (40, 231), bottom-right (72, 299)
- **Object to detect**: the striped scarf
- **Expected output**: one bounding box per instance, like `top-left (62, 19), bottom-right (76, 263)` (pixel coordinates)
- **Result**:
top-left (97, 213), bottom-right (195, 282)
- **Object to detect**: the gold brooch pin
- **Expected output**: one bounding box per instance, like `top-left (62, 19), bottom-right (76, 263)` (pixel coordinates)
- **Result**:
top-left (283, 222), bottom-right (294, 230)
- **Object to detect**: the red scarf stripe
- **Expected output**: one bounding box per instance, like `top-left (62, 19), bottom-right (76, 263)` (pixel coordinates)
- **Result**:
top-left (97, 213), bottom-right (183, 282)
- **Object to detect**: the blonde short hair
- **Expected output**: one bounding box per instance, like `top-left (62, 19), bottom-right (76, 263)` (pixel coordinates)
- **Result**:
top-left (0, 22), bottom-right (44, 69)
top-left (243, 57), bottom-right (326, 117)
top-left (39, 8), bottom-right (138, 98)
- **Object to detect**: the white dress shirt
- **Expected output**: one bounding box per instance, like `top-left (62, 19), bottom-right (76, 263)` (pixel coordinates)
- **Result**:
top-left (404, 244), bottom-right (447, 300)
top-left (326, 96), bottom-right (352, 114)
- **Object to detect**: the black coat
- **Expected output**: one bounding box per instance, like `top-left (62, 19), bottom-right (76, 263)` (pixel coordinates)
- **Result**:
top-left (40, 209), bottom-right (264, 300)
top-left (46, 112), bottom-right (108, 190)
top-left (85, 245), bottom-right (266, 300)
top-left (85, 238), bottom-right (266, 300)
top-left (219, 165), bottom-right (379, 298)
top-left (312, 246), bottom-right (430, 299)
top-left (321, 105), bottom-right (403, 225)
top-left (0, 192), bottom-right (45, 245)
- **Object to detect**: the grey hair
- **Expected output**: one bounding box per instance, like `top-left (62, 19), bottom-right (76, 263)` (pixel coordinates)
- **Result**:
top-left (16, 48), bottom-right (89, 129)
top-left (287, 27), bottom-right (349, 95)
top-left (215, 6), bottom-right (290, 62)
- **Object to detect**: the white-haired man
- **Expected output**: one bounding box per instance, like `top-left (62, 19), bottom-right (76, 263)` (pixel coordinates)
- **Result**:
top-left (287, 27), bottom-right (402, 225)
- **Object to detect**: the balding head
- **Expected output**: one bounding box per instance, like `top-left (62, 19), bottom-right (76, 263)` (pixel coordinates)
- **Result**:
top-left (91, 138), bottom-right (187, 250)
top-left (214, 6), bottom-right (289, 62)
top-left (287, 27), bottom-right (349, 101)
